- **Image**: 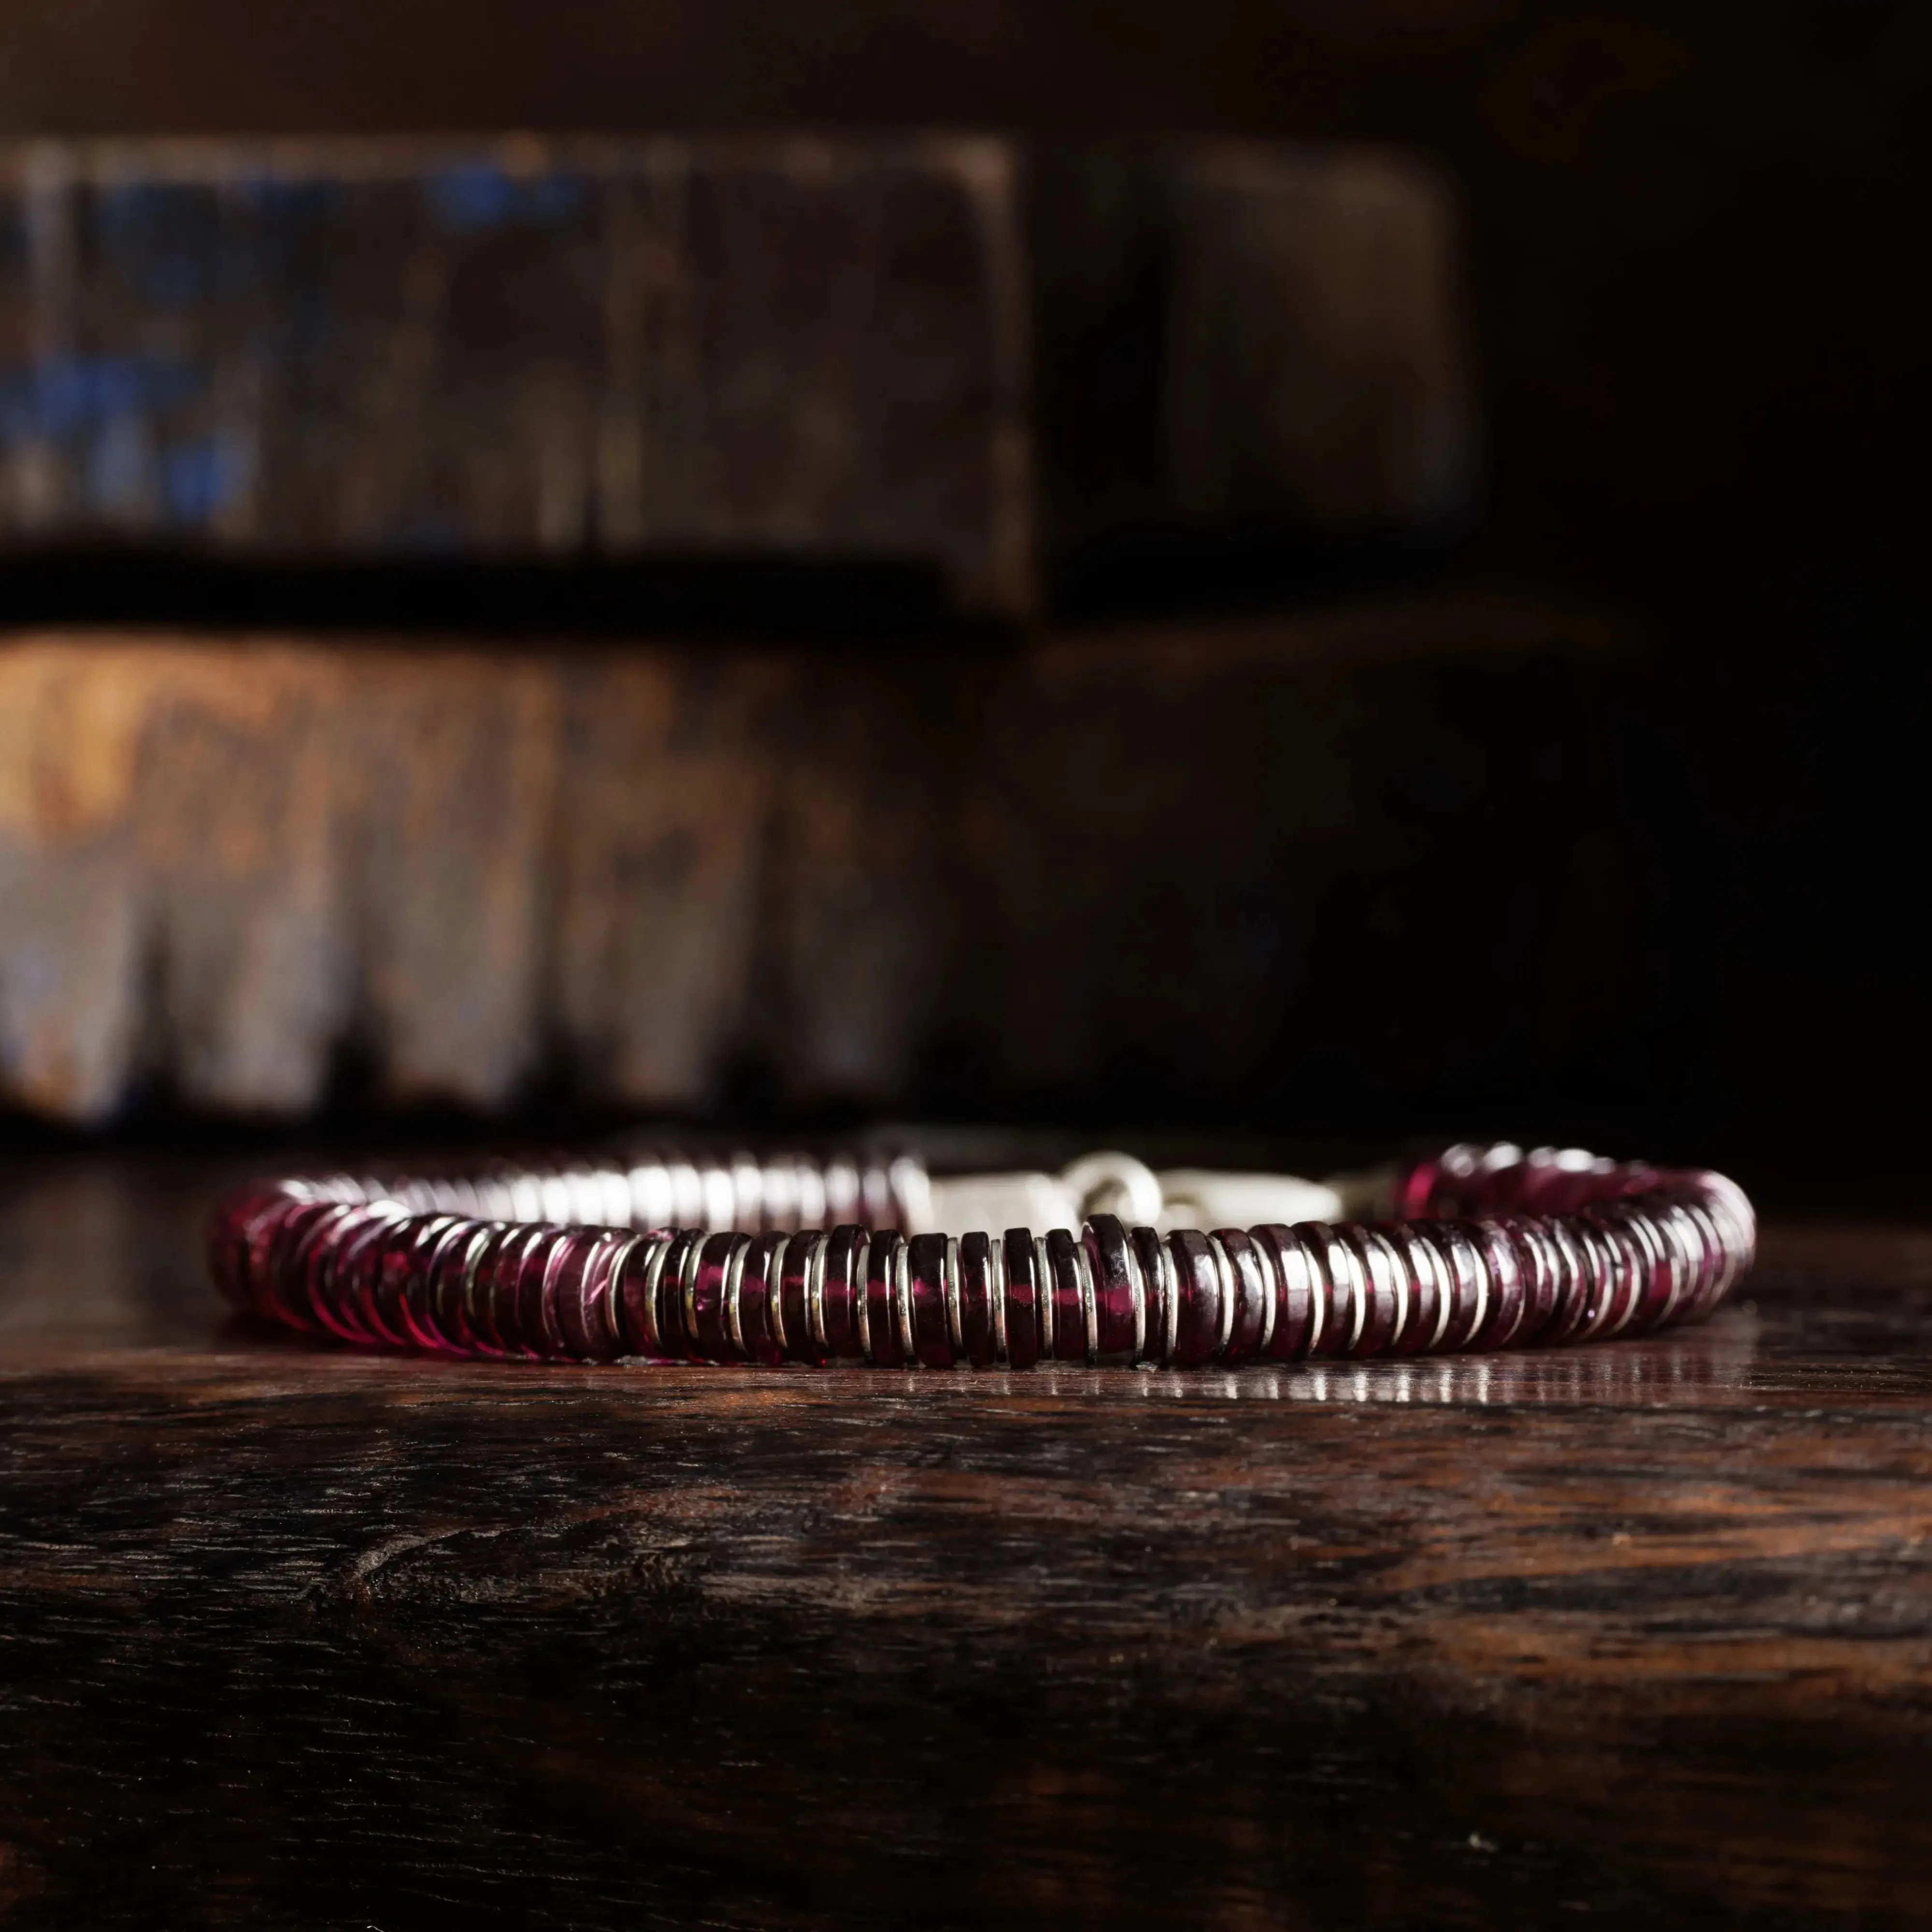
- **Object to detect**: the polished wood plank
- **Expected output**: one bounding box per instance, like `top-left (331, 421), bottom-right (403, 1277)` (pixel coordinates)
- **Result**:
top-left (2, 1158), bottom-right (1930, 1926)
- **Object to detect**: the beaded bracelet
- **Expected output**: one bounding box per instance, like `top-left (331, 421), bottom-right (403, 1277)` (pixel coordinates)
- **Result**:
top-left (208, 1142), bottom-right (1755, 1368)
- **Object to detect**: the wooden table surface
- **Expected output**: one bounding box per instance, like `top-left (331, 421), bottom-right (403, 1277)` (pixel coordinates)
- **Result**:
top-left (3, 1157), bottom-right (1931, 1928)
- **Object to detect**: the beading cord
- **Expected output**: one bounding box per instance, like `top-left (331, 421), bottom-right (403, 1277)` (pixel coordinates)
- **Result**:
top-left (208, 1143), bottom-right (1755, 1367)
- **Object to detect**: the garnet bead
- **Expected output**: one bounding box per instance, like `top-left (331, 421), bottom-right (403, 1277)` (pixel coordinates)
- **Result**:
top-left (907, 1233), bottom-right (955, 1369)
top-left (958, 1230), bottom-right (998, 1367)
top-left (1167, 1230), bottom-right (1223, 1368)
top-left (1001, 1229), bottom-right (1043, 1371)
top-left (819, 1226), bottom-right (867, 1361)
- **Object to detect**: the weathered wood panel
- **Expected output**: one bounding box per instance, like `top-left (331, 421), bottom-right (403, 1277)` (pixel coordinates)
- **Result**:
top-left (0, 603), bottom-right (1619, 1122)
top-left (0, 136), bottom-right (1033, 612)
top-left (0, 137), bottom-right (1474, 615)
top-left (0, 1159), bottom-right (1929, 1926)
top-left (1032, 142), bottom-right (1474, 587)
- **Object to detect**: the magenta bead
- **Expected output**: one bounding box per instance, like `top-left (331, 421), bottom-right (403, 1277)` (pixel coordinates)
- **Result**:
top-left (329, 1209), bottom-right (406, 1345)
top-left (1080, 1216), bottom-right (1140, 1364)
top-left (1040, 1228), bottom-right (1085, 1363)
top-left (738, 1232), bottom-right (789, 1365)
top-left (1293, 1222), bottom-right (1361, 1359)
top-left (1167, 1230), bottom-right (1222, 1367)
top-left (1002, 1230), bottom-right (1043, 1370)
top-left (1536, 1217), bottom-right (1592, 1346)
top-left (1213, 1230), bottom-right (1270, 1364)
top-left (906, 1233), bottom-right (954, 1369)
top-left (820, 1226), bottom-right (867, 1361)
top-left (687, 1233), bottom-right (744, 1362)
top-left (424, 1221), bottom-right (489, 1353)
top-left (865, 1232), bottom-right (906, 1366)
top-left (553, 1229), bottom-right (624, 1361)
top-left (1127, 1225), bottom-right (1172, 1365)
top-left (257, 1197), bottom-right (345, 1333)
top-left (399, 1217), bottom-right (466, 1351)
top-left (1381, 1223), bottom-right (1441, 1355)
top-left (1252, 1225), bottom-right (1317, 1360)
top-left (779, 1231), bottom-right (825, 1364)
top-left (1418, 1222), bottom-right (1485, 1352)
top-left (958, 1231), bottom-right (997, 1367)
top-left (657, 1230), bottom-right (707, 1360)
top-left (1465, 1219), bottom-right (1526, 1350)
top-left (1337, 1224), bottom-right (1402, 1358)
top-left (1614, 1207), bottom-right (1680, 1335)
top-left (481, 1223), bottom-right (544, 1356)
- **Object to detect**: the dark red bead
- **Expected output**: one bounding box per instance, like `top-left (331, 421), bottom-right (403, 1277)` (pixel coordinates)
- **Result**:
top-left (1498, 1217), bottom-right (1560, 1344)
top-left (1572, 1215), bottom-right (1636, 1341)
top-left (364, 1217), bottom-right (424, 1346)
top-left (1255, 1224), bottom-right (1320, 1360)
top-left (1678, 1200), bottom-right (1729, 1321)
top-left (1337, 1225), bottom-right (1402, 1359)
top-left (907, 1233), bottom-right (954, 1369)
top-left (1393, 1158), bottom-right (1444, 1221)
top-left (958, 1231), bottom-right (997, 1367)
top-left (256, 1197), bottom-right (345, 1334)
top-left (1167, 1230), bottom-right (1223, 1367)
top-left (282, 1201), bottom-right (362, 1338)
top-left (1465, 1219), bottom-right (1527, 1350)
top-left (460, 1224), bottom-right (522, 1356)
top-left (656, 1230), bottom-right (708, 1361)
top-left (610, 1229), bottom-right (672, 1352)
top-left (401, 1217), bottom-right (471, 1351)
top-left (865, 1232), bottom-right (906, 1367)
top-left (554, 1229), bottom-right (627, 1361)
top-left (526, 1226), bottom-right (587, 1357)
top-left (738, 1232), bottom-right (789, 1365)
top-left (1045, 1228), bottom-right (1089, 1363)
top-left (1001, 1230), bottom-right (1043, 1371)
top-left (819, 1226), bottom-right (867, 1361)
top-left (1538, 1216), bottom-right (1593, 1346)
top-left (256, 1192), bottom-right (330, 1325)
top-left (1418, 1221), bottom-right (1486, 1353)
top-left (1213, 1230), bottom-right (1271, 1364)
top-left (425, 1220), bottom-right (494, 1354)
top-left (1293, 1222), bottom-right (1361, 1359)
top-left (227, 1186), bottom-right (310, 1317)
top-left (332, 1209), bottom-right (407, 1345)
top-left (689, 1232), bottom-right (746, 1362)
top-left (779, 1231), bottom-right (826, 1364)
top-left (1129, 1225), bottom-right (1173, 1365)
top-left (1611, 1207), bottom-right (1680, 1335)
top-left (478, 1223), bottom-right (541, 1356)
top-left (1381, 1223), bottom-right (1442, 1356)
top-left (1081, 1215), bottom-right (1141, 1364)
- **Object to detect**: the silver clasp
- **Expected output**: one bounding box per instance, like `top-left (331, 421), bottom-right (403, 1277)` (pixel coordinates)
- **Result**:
top-left (914, 1149), bottom-right (1353, 1237)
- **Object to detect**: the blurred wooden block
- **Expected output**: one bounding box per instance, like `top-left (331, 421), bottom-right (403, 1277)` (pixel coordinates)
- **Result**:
top-left (0, 603), bottom-right (1617, 1123)
top-left (1034, 143), bottom-right (1475, 581)
top-left (0, 136), bottom-right (1034, 613)
top-left (0, 136), bottom-right (1474, 617)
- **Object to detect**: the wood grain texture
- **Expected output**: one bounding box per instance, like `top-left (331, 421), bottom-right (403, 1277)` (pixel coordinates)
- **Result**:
top-left (1, 1157), bottom-right (1930, 1927)
top-left (0, 602), bottom-right (1619, 1122)
top-left (0, 136), bottom-right (1473, 613)
top-left (0, 135), bottom-right (1033, 614)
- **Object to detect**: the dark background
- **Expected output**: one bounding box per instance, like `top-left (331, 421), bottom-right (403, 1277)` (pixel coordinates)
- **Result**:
top-left (2, 0), bottom-right (1928, 1206)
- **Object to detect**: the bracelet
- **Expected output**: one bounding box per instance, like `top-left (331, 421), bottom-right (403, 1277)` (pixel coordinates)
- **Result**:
top-left (208, 1142), bottom-right (1756, 1368)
